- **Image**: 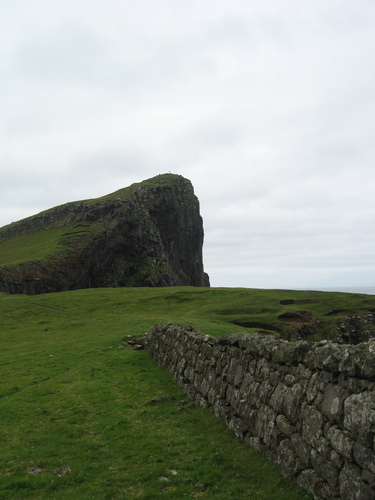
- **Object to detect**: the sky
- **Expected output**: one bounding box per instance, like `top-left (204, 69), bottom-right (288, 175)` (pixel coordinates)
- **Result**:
top-left (1, 0), bottom-right (374, 290)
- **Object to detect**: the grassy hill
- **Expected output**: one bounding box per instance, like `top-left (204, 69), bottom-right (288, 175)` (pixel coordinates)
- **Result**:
top-left (1, 286), bottom-right (374, 498)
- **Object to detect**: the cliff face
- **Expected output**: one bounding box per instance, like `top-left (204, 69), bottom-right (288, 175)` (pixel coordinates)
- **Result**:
top-left (0, 174), bottom-right (210, 294)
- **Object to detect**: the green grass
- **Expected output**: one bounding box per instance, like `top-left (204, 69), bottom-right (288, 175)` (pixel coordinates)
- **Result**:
top-left (1, 286), bottom-right (374, 498)
top-left (0, 223), bottom-right (102, 267)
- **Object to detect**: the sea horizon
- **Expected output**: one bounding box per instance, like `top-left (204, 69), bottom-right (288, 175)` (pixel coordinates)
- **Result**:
top-left (293, 286), bottom-right (375, 295)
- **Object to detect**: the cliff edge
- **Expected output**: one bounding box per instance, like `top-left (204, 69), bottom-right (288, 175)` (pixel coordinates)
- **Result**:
top-left (0, 174), bottom-right (210, 294)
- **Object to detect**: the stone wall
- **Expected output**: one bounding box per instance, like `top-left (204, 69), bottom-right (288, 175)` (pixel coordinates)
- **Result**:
top-left (138, 323), bottom-right (375, 500)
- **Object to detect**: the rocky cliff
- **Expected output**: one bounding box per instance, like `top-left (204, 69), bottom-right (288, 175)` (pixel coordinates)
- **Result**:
top-left (0, 174), bottom-right (210, 294)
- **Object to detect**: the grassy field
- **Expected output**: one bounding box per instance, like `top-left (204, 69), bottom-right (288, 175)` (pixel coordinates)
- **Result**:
top-left (0, 223), bottom-right (103, 267)
top-left (1, 286), bottom-right (374, 498)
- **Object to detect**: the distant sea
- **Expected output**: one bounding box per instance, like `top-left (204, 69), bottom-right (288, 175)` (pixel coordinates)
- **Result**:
top-left (295, 286), bottom-right (375, 295)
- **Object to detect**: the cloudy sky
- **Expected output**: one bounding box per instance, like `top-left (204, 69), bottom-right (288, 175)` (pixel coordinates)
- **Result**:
top-left (1, 1), bottom-right (374, 290)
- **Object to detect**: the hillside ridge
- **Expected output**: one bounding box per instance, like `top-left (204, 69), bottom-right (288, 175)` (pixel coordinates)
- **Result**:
top-left (0, 173), bottom-right (210, 294)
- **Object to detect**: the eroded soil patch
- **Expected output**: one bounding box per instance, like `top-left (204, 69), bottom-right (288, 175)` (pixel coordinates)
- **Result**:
top-left (232, 320), bottom-right (282, 333)
top-left (277, 311), bottom-right (312, 323)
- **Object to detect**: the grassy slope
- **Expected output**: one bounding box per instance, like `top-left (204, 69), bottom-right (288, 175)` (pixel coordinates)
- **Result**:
top-left (0, 223), bottom-right (103, 267)
top-left (1, 286), bottom-right (374, 499)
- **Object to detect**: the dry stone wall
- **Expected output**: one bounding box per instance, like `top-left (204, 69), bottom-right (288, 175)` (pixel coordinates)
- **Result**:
top-left (138, 323), bottom-right (375, 500)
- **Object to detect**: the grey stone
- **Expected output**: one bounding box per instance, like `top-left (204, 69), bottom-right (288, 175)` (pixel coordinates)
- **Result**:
top-left (310, 448), bottom-right (340, 488)
top-left (340, 462), bottom-right (374, 500)
top-left (322, 383), bottom-right (349, 423)
top-left (297, 469), bottom-right (325, 498)
top-left (276, 439), bottom-right (302, 480)
top-left (301, 405), bottom-right (324, 448)
top-left (276, 414), bottom-right (295, 438)
top-left (344, 391), bottom-right (375, 442)
top-left (354, 440), bottom-right (375, 475)
top-left (291, 433), bottom-right (312, 467)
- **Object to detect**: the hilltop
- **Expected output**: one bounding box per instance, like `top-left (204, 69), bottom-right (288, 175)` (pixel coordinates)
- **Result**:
top-left (0, 174), bottom-right (209, 294)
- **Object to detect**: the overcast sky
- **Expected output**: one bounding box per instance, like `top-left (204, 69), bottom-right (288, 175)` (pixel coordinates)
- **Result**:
top-left (1, 1), bottom-right (374, 290)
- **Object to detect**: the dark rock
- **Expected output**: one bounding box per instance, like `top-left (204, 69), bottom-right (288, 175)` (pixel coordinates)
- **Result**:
top-left (133, 344), bottom-right (144, 350)
top-left (55, 465), bottom-right (71, 477)
top-left (26, 466), bottom-right (44, 475)
top-left (149, 396), bottom-right (168, 405)
top-left (0, 174), bottom-right (209, 294)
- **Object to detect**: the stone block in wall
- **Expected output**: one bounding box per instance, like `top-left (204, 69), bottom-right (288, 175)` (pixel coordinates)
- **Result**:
top-left (234, 363), bottom-right (244, 388)
top-left (245, 336), bottom-right (274, 359)
top-left (296, 363), bottom-right (313, 386)
top-left (283, 373), bottom-right (296, 386)
top-left (310, 448), bottom-right (340, 489)
top-left (344, 391), bottom-right (375, 444)
top-left (276, 414), bottom-right (296, 438)
top-left (198, 376), bottom-right (210, 397)
top-left (301, 404), bottom-right (324, 449)
top-left (242, 407), bottom-right (258, 431)
top-left (255, 358), bottom-right (271, 378)
top-left (248, 358), bottom-right (257, 375)
top-left (258, 379), bottom-right (275, 405)
top-left (213, 400), bottom-right (233, 425)
top-left (326, 424), bottom-right (354, 462)
top-left (201, 342), bottom-right (214, 359)
top-left (228, 415), bottom-right (248, 440)
top-left (224, 357), bottom-right (234, 385)
top-left (255, 404), bottom-right (282, 449)
top-left (318, 432), bottom-right (345, 470)
top-left (176, 357), bottom-right (186, 373)
top-left (291, 433), bottom-right (312, 468)
top-left (362, 468), bottom-right (375, 488)
top-left (339, 342), bottom-right (375, 381)
top-left (322, 383), bottom-right (349, 424)
top-left (227, 386), bottom-right (246, 416)
top-left (207, 387), bottom-right (216, 406)
top-left (239, 372), bottom-right (253, 398)
top-left (195, 355), bottom-right (206, 375)
top-left (354, 440), bottom-right (375, 475)
top-left (270, 383), bottom-right (289, 411)
top-left (270, 382), bottom-right (305, 425)
top-left (269, 369), bottom-right (281, 386)
top-left (297, 470), bottom-right (328, 499)
top-left (271, 340), bottom-right (310, 366)
top-left (248, 380), bottom-right (262, 408)
top-left (207, 370), bottom-right (217, 388)
top-left (306, 372), bottom-right (320, 404)
top-left (276, 438), bottom-right (303, 480)
top-left (306, 342), bottom-right (347, 374)
top-left (214, 354), bottom-right (224, 376)
top-left (340, 461), bottom-right (374, 500)
top-left (361, 344), bottom-right (375, 381)
top-left (287, 383), bottom-right (305, 423)
top-left (340, 375), bottom-right (375, 393)
top-left (214, 375), bottom-right (227, 399)
top-left (183, 365), bottom-right (193, 382)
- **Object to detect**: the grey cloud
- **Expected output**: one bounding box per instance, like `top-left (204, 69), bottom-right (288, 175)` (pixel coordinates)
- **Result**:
top-left (1, 0), bottom-right (375, 289)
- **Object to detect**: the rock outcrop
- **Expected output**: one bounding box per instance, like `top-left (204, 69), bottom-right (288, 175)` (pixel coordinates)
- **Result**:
top-left (0, 174), bottom-right (210, 294)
